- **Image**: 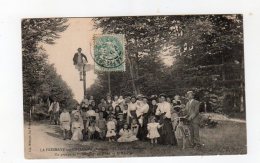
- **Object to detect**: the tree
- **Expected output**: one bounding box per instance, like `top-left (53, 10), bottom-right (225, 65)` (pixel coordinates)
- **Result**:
top-left (90, 15), bottom-right (245, 113)
top-left (93, 16), bottom-right (180, 95)
top-left (22, 18), bottom-right (76, 113)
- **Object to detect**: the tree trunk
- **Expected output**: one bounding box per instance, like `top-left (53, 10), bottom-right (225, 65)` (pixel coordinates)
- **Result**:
top-left (135, 53), bottom-right (141, 95)
top-left (127, 55), bottom-right (137, 95)
top-left (240, 58), bottom-right (245, 112)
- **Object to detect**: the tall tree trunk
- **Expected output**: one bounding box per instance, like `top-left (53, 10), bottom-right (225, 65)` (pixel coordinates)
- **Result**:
top-left (240, 58), bottom-right (245, 112)
top-left (135, 53), bottom-right (141, 95)
top-left (126, 54), bottom-right (137, 95)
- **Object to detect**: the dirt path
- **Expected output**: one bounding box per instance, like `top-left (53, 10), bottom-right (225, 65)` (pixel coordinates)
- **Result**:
top-left (24, 121), bottom-right (69, 158)
top-left (24, 119), bottom-right (247, 159)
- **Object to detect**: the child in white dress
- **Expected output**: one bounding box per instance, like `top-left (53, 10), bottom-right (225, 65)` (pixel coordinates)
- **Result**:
top-left (106, 116), bottom-right (117, 142)
top-left (147, 116), bottom-right (163, 144)
top-left (117, 124), bottom-right (138, 142)
top-left (59, 108), bottom-right (71, 140)
top-left (71, 115), bottom-right (84, 141)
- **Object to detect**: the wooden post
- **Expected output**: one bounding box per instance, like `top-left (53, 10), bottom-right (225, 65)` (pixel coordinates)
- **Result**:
top-left (83, 64), bottom-right (87, 98)
top-left (108, 71), bottom-right (111, 95)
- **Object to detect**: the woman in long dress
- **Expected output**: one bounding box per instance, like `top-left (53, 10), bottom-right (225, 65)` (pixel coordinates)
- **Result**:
top-left (156, 94), bottom-right (177, 145)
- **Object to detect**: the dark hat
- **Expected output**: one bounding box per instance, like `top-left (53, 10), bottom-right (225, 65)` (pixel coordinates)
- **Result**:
top-left (136, 94), bottom-right (144, 99)
top-left (142, 95), bottom-right (148, 100)
top-left (159, 93), bottom-right (167, 98)
top-left (108, 114), bottom-right (115, 118)
top-left (186, 91), bottom-right (194, 95)
top-left (149, 95), bottom-right (158, 100)
top-left (130, 95), bottom-right (136, 99)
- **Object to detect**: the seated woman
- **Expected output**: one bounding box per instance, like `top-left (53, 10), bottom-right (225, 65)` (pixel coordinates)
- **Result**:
top-left (117, 123), bottom-right (138, 142)
top-left (71, 114), bottom-right (84, 141)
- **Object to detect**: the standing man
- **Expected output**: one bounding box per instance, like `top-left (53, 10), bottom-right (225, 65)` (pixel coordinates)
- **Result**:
top-left (48, 97), bottom-right (60, 125)
top-left (185, 91), bottom-right (201, 148)
top-left (73, 48), bottom-right (88, 81)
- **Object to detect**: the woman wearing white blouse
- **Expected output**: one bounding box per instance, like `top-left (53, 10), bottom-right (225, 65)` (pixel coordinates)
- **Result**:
top-left (156, 94), bottom-right (177, 146)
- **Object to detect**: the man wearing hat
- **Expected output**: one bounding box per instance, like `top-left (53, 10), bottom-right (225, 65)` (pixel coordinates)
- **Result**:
top-left (73, 48), bottom-right (88, 80)
top-left (185, 91), bottom-right (201, 148)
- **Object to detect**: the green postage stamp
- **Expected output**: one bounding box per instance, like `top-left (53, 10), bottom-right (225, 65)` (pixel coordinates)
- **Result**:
top-left (93, 34), bottom-right (125, 72)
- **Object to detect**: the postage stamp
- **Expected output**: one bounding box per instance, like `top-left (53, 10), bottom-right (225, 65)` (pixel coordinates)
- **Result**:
top-left (93, 34), bottom-right (125, 72)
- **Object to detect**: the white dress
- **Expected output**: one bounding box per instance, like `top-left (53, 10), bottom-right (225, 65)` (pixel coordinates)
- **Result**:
top-left (71, 121), bottom-right (83, 141)
top-left (147, 122), bottom-right (160, 139)
top-left (60, 112), bottom-right (71, 130)
top-left (117, 129), bottom-right (138, 142)
top-left (106, 121), bottom-right (116, 137)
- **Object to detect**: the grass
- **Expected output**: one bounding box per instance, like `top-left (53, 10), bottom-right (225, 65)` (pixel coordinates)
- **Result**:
top-left (35, 120), bottom-right (246, 158)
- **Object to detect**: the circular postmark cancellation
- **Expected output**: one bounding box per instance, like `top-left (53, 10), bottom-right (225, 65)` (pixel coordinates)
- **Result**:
top-left (94, 34), bottom-right (125, 71)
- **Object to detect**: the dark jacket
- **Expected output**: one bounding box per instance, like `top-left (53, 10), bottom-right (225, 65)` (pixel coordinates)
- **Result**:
top-left (73, 53), bottom-right (88, 65)
top-left (185, 99), bottom-right (200, 124)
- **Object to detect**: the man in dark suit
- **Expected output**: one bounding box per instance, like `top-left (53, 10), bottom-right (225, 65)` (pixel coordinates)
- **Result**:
top-left (73, 48), bottom-right (88, 80)
top-left (185, 91), bottom-right (201, 148)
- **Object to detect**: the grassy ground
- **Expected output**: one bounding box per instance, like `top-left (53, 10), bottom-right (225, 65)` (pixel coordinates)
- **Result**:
top-left (24, 119), bottom-right (246, 159)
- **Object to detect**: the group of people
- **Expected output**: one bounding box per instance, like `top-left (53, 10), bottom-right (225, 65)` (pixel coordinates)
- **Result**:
top-left (50, 91), bottom-right (201, 148)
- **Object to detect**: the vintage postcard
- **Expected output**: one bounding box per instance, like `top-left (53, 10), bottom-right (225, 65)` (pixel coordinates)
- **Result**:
top-left (22, 15), bottom-right (246, 159)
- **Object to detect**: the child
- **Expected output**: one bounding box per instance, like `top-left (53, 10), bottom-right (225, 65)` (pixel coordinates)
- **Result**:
top-left (100, 106), bottom-right (108, 120)
top-left (59, 108), bottom-right (71, 140)
top-left (118, 95), bottom-right (125, 110)
top-left (96, 112), bottom-right (107, 140)
top-left (86, 105), bottom-right (96, 121)
top-left (71, 114), bottom-right (84, 141)
top-left (117, 124), bottom-right (138, 142)
top-left (106, 115), bottom-right (117, 142)
top-left (171, 107), bottom-right (179, 131)
top-left (114, 105), bottom-right (122, 118)
top-left (122, 104), bottom-right (128, 119)
top-left (94, 108), bottom-right (100, 120)
top-left (106, 106), bottom-right (115, 118)
top-left (147, 116), bottom-right (163, 144)
top-left (88, 121), bottom-right (101, 140)
top-left (116, 113), bottom-right (126, 133)
top-left (130, 118), bottom-right (139, 136)
top-left (71, 104), bottom-right (82, 123)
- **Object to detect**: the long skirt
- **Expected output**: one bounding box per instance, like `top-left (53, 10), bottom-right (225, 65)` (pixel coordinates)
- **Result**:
top-left (137, 115), bottom-right (149, 140)
top-left (158, 118), bottom-right (177, 145)
top-left (71, 128), bottom-right (83, 141)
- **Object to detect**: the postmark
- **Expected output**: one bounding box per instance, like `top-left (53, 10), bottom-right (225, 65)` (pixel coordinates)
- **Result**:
top-left (93, 34), bottom-right (125, 72)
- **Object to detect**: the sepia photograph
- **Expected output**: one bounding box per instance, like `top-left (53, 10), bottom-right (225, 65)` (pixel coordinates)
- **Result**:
top-left (22, 15), bottom-right (246, 159)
